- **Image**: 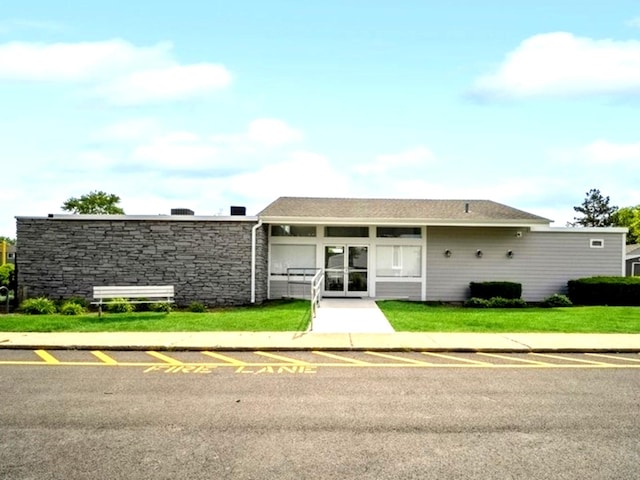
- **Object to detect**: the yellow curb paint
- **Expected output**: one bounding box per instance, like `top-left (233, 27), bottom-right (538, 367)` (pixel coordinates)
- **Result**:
top-left (477, 352), bottom-right (550, 366)
top-left (312, 351), bottom-right (373, 365)
top-left (529, 353), bottom-right (610, 366)
top-left (91, 351), bottom-right (118, 365)
top-left (254, 351), bottom-right (310, 365)
top-left (145, 351), bottom-right (183, 365)
top-left (365, 351), bottom-right (435, 365)
top-left (35, 350), bottom-right (60, 364)
top-left (586, 353), bottom-right (640, 363)
top-left (201, 351), bottom-right (247, 366)
top-left (421, 352), bottom-right (492, 365)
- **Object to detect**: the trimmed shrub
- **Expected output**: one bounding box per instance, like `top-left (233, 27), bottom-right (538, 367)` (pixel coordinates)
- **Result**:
top-left (469, 281), bottom-right (522, 300)
top-left (106, 298), bottom-right (134, 313)
top-left (60, 301), bottom-right (86, 316)
top-left (0, 263), bottom-right (14, 287)
top-left (541, 294), bottom-right (573, 308)
top-left (149, 302), bottom-right (172, 313)
top-left (189, 301), bottom-right (207, 313)
top-left (20, 297), bottom-right (57, 315)
top-left (487, 297), bottom-right (527, 308)
top-left (464, 297), bottom-right (490, 308)
top-left (568, 276), bottom-right (640, 306)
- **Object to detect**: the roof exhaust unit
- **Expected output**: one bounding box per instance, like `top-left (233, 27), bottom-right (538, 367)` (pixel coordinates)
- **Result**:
top-left (230, 206), bottom-right (246, 216)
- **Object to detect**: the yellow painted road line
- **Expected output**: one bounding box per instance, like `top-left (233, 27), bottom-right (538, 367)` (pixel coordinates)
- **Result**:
top-left (146, 351), bottom-right (183, 365)
top-left (421, 352), bottom-right (492, 365)
top-left (254, 351), bottom-right (310, 365)
top-left (365, 351), bottom-right (435, 365)
top-left (201, 351), bottom-right (247, 366)
top-left (586, 353), bottom-right (640, 364)
top-left (477, 353), bottom-right (551, 366)
top-left (91, 351), bottom-right (118, 365)
top-left (312, 351), bottom-right (374, 365)
top-left (529, 353), bottom-right (611, 366)
top-left (35, 350), bottom-right (60, 364)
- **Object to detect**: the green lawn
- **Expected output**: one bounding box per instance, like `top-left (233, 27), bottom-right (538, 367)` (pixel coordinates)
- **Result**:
top-left (377, 300), bottom-right (640, 333)
top-left (0, 300), bottom-right (311, 332)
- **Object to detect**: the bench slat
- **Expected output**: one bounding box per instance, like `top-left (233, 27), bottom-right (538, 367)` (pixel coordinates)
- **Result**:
top-left (93, 286), bottom-right (174, 299)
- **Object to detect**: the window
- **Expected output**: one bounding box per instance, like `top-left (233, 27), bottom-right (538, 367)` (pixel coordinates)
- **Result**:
top-left (376, 245), bottom-right (421, 277)
top-left (270, 245), bottom-right (316, 275)
top-left (376, 227), bottom-right (421, 238)
top-left (324, 226), bottom-right (369, 237)
top-left (271, 225), bottom-right (316, 237)
top-left (590, 239), bottom-right (604, 248)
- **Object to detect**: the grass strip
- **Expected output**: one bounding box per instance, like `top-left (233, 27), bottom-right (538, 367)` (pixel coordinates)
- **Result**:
top-left (377, 300), bottom-right (640, 333)
top-left (0, 300), bottom-right (310, 332)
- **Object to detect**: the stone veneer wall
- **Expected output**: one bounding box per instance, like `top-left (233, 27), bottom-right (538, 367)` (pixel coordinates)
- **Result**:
top-left (16, 218), bottom-right (268, 307)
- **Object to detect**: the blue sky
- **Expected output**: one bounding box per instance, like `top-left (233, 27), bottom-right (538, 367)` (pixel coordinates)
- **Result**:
top-left (2, 1), bottom-right (640, 237)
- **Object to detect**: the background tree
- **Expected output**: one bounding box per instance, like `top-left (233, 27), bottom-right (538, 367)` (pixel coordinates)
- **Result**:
top-left (572, 188), bottom-right (617, 227)
top-left (612, 205), bottom-right (640, 244)
top-left (62, 191), bottom-right (125, 214)
top-left (0, 236), bottom-right (15, 245)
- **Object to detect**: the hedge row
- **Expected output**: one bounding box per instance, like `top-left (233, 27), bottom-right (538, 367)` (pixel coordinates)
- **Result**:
top-left (469, 281), bottom-right (522, 300)
top-left (568, 277), bottom-right (640, 306)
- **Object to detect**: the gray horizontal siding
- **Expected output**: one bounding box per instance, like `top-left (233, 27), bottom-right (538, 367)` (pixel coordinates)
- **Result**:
top-left (269, 280), bottom-right (312, 299)
top-left (426, 227), bottom-right (624, 302)
top-left (375, 281), bottom-right (422, 300)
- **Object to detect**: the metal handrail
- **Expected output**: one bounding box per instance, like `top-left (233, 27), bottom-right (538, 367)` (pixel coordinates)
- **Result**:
top-left (310, 269), bottom-right (324, 329)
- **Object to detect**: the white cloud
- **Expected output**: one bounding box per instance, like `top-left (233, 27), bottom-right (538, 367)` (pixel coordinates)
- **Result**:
top-left (0, 39), bottom-right (232, 104)
top-left (354, 146), bottom-right (436, 175)
top-left (94, 63), bottom-right (232, 105)
top-left (471, 32), bottom-right (640, 99)
top-left (246, 118), bottom-right (303, 147)
top-left (582, 139), bottom-right (640, 164)
top-left (90, 118), bottom-right (160, 142)
top-left (227, 151), bottom-right (350, 201)
top-left (626, 17), bottom-right (640, 28)
top-left (131, 132), bottom-right (219, 170)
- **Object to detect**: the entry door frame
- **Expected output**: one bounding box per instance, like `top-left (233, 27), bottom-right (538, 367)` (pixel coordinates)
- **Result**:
top-left (323, 244), bottom-right (369, 297)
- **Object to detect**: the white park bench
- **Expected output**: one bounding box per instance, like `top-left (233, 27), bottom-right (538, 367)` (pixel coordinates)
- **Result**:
top-left (92, 285), bottom-right (175, 316)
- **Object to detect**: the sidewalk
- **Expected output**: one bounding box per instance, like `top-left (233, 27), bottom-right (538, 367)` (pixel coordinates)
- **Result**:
top-left (1, 331), bottom-right (639, 352)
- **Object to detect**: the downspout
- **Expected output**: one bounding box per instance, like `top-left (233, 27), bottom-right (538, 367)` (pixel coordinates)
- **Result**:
top-left (251, 219), bottom-right (263, 303)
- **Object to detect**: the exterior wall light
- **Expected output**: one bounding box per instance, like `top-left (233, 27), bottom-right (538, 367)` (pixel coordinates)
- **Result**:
top-left (444, 249), bottom-right (452, 258)
top-left (507, 250), bottom-right (514, 259)
top-left (476, 249), bottom-right (483, 258)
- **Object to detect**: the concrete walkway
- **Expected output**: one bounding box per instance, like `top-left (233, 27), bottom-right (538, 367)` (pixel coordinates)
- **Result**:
top-left (311, 298), bottom-right (395, 333)
top-left (0, 331), bottom-right (639, 353)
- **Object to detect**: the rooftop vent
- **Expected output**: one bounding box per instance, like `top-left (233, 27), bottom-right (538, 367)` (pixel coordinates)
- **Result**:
top-left (230, 206), bottom-right (246, 216)
top-left (464, 202), bottom-right (470, 213)
top-left (171, 208), bottom-right (195, 216)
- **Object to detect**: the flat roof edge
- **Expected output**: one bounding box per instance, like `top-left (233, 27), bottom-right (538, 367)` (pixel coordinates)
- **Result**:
top-left (16, 214), bottom-right (259, 222)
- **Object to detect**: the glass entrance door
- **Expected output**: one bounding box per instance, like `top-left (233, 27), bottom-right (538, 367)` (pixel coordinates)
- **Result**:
top-left (324, 245), bottom-right (368, 296)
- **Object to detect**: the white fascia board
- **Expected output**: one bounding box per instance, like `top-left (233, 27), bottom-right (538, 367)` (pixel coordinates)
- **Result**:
top-left (17, 214), bottom-right (259, 222)
top-left (260, 216), bottom-right (549, 227)
top-left (530, 226), bottom-right (628, 233)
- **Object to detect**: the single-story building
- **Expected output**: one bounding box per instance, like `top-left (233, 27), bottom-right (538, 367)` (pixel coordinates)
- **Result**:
top-left (626, 244), bottom-right (640, 276)
top-left (15, 197), bottom-right (627, 305)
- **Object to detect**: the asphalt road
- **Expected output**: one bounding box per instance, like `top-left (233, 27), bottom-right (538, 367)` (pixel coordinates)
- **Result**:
top-left (1, 351), bottom-right (639, 479)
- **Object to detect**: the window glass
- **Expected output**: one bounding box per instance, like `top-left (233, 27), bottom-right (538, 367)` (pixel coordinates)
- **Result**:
top-left (325, 226), bottom-right (369, 237)
top-left (271, 225), bottom-right (316, 237)
top-left (270, 245), bottom-right (316, 275)
top-left (376, 227), bottom-right (422, 238)
top-left (590, 239), bottom-right (604, 248)
top-left (376, 246), bottom-right (421, 277)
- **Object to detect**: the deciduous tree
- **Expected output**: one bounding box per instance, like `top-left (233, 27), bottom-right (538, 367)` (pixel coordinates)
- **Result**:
top-left (62, 191), bottom-right (125, 214)
top-left (613, 205), bottom-right (640, 244)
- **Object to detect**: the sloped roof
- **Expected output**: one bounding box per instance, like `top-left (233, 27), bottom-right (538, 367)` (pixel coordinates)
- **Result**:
top-left (626, 244), bottom-right (640, 257)
top-left (258, 197), bottom-right (551, 225)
